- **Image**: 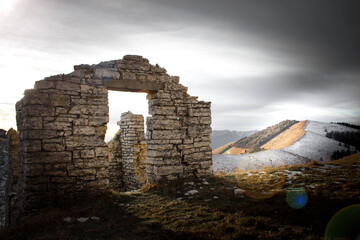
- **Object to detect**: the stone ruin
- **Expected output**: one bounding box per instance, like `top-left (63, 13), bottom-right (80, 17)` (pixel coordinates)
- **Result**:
top-left (0, 55), bottom-right (212, 226)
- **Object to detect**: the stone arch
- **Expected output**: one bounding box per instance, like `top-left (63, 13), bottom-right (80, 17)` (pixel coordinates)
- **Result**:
top-left (13, 55), bottom-right (212, 222)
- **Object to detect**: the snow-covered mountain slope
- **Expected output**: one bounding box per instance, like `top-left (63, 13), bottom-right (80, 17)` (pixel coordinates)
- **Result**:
top-left (213, 150), bottom-right (310, 172)
top-left (283, 129), bottom-right (355, 162)
top-left (212, 120), bottom-right (359, 173)
top-left (283, 131), bottom-right (354, 162)
top-left (305, 121), bottom-right (358, 136)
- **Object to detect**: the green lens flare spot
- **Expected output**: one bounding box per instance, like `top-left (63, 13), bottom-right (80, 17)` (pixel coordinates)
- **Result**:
top-left (286, 188), bottom-right (308, 209)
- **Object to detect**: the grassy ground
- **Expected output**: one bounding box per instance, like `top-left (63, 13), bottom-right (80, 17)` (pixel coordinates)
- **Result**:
top-left (1, 156), bottom-right (359, 240)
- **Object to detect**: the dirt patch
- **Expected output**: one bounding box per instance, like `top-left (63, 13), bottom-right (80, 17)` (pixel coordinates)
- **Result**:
top-left (262, 120), bottom-right (307, 150)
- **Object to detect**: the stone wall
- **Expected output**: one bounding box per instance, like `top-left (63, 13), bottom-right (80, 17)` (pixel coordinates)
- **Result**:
top-left (5, 129), bottom-right (19, 226)
top-left (13, 55), bottom-right (212, 223)
top-left (0, 129), bottom-right (10, 228)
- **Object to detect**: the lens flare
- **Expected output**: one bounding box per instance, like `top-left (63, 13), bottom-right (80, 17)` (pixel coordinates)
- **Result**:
top-left (286, 188), bottom-right (308, 209)
top-left (325, 204), bottom-right (360, 240)
top-left (236, 171), bottom-right (285, 199)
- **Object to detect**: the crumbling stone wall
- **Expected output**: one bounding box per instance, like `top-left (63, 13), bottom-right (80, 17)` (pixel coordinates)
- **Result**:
top-left (13, 55), bottom-right (212, 222)
top-left (108, 130), bottom-right (123, 190)
top-left (0, 129), bottom-right (10, 228)
top-left (5, 129), bottom-right (19, 226)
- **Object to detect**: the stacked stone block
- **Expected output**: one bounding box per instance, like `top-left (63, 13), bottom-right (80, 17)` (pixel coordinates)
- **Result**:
top-left (13, 55), bottom-right (212, 223)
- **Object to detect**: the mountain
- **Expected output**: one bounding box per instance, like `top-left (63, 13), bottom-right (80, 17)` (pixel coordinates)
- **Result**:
top-left (212, 120), bottom-right (360, 173)
top-left (215, 120), bottom-right (298, 155)
top-left (210, 130), bottom-right (257, 149)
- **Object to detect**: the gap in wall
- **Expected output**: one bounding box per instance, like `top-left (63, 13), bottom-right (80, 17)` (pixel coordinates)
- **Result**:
top-left (106, 91), bottom-right (149, 142)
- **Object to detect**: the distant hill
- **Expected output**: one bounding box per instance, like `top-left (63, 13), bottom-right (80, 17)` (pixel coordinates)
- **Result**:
top-left (210, 130), bottom-right (257, 149)
top-left (216, 120), bottom-right (298, 155)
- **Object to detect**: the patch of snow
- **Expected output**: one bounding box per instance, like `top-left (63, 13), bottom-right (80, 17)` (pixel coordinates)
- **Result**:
top-left (91, 216), bottom-right (100, 220)
top-left (77, 217), bottom-right (89, 223)
top-left (213, 196), bottom-right (219, 199)
top-left (63, 217), bottom-right (72, 222)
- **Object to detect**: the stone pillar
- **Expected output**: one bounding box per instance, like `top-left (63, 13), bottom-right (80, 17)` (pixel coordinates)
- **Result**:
top-left (119, 112), bottom-right (147, 191)
top-left (0, 129), bottom-right (10, 228)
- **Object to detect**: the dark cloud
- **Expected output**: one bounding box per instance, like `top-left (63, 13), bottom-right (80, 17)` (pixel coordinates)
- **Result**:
top-left (1, 0), bottom-right (359, 131)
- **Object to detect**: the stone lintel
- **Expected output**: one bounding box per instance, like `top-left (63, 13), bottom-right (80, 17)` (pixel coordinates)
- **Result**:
top-left (104, 79), bottom-right (164, 93)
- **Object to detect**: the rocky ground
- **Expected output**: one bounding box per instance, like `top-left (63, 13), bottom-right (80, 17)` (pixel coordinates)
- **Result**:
top-left (1, 156), bottom-right (359, 240)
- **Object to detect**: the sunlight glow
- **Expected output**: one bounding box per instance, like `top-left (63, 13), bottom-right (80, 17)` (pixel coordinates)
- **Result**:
top-left (0, 0), bottom-right (17, 12)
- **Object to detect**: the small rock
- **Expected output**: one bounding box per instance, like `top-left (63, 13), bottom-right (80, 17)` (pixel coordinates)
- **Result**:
top-left (234, 188), bottom-right (245, 195)
top-left (63, 217), bottom-right (72, 222)
top-left (185, 190), bottom-right (199, 195)
top-left (213, 196), bottom-right (219, 199)
top-left (91, 216), bottom-right (100, 220)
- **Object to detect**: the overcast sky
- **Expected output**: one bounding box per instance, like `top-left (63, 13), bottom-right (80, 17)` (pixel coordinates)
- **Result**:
top-left (1, 0), bottom-right (359, 139)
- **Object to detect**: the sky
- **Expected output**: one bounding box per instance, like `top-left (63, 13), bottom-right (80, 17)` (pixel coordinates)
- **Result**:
top-left (1, 0), bottom-right (359, 140)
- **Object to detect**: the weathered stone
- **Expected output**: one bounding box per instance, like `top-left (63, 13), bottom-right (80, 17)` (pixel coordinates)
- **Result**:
top-left (50, 94), bottom-right (70, 106)
top-left (56, 81), bottom-right (80, 91)
top-left (34, 80), bottom-right (55, 90)
top-left (73, 126), bottom-right (96, 136)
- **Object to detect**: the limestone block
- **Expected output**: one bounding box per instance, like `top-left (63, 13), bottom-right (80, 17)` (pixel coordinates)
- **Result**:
top-left (151, 130), bottom-right (184, 140)
top-left (50, 94), bottom-right (71, 107)
top-left (23, 117), bottom-right (43, 129)
top-left (23, 92), bottom-right (50, 105)
top-left (65, 136), bottom-right (105, 148)
top-left (24, 151), bottom-right (72, 164)
top-left (156, 165), bottom-right (183, 176)
top-left (73, 118), bottom-right (89, 126)
top-left (23, 130), bottom-right (57, 140)
top-left (44, 122), bottom-right (72, 131)
top-left (149, 106), bottom-right (175, 116)
top-left (88, 116), bottom-right (109, 126)
top-left (42, 142), bottom-right (65, 152)
top-left (94, 68), bottom-right (118, 80)
top-left (95, 147), bottom-right (109, 157)
top-left (147, 150), bottom-right (180, 158)
top-left (23, 140), bottom-right (41, 152)
top-left (73, 126), bottom-right (96, 136)
top-left (122, 71), bottom-right (136, 81)
top-left (56, 81), bottom-right (80, 92)
top-left (80, 150), bottom-right (95, 158)
top-left (194, 141), bottom-right (211, 148)
top-left (69, 105), bottom-right (108, 115)
top-left (68, 169), bottom-right (95, 177)
top-left (22, 105), bottom-right (55, 117)
top-left (34, 80), bottom-right (55, 90)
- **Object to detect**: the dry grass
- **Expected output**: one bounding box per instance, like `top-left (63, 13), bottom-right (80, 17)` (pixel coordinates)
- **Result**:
top-left (212, 141), bottom-right (235, 155)
top-left (261, 120), bottom-right (307, 150)
top-left (1, 156), bottom-right (359, 240)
